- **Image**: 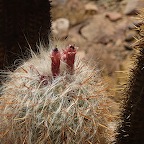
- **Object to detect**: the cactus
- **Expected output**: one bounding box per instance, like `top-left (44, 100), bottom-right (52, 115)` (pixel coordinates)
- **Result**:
top-left (116, 9), bottom-right (144, 144)
top-left (0, 1), bottom-right (119, 143)
top-left (0, 0), bottom-right (51, 70)
top-left (0, 43), bottom-right (117, 144)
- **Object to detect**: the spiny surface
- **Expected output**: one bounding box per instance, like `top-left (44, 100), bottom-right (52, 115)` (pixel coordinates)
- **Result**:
top-left (116, 9), bottom-right (144, 144)
top-left (0, 44), bottom-right (116, 144)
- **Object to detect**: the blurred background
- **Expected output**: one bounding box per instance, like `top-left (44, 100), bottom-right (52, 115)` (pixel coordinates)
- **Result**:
top-left (51, 0), bottom-right (144, 102)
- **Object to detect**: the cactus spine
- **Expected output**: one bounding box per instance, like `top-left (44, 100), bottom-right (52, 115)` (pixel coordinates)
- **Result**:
top-left (116, 9), bottom-right (144, 144)
top-left (0, 43), bottom-right (116, 144)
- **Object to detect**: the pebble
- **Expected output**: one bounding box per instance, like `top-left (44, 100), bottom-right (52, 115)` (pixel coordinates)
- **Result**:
top-left (124, 0), bottom-right (139, 15)
top-left (106, 12), bottom-right (122, 22)
top-left (52, 18), bottom-right (70, 37)
top-left (80, 15), bottom-right (115, 43)
top-left (85, 2), bottom-right (98, 15)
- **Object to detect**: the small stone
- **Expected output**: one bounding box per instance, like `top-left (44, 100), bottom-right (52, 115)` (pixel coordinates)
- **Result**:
top-left (106, 12), bottom-right (122, 22)
top-left (80, 15), bottom-right (115, 43)
top-left (124, 0), bottom-right (139, 15)
top-left (52, 18), bottom-right (70, 37)
top-left (85, 2), bottom-right (98, 15)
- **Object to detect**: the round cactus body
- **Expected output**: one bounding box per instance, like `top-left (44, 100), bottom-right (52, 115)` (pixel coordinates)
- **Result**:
top-left (0, 43), bottom-right (116, 144)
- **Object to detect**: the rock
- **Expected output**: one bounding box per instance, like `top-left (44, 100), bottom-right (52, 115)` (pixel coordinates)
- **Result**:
top-left (68, 23), bottom-right (87, 47)
top-left (52, 18), bottom-right (70, 38)
top-left (124, 0), bottom-right (139, 15)
top-left (106, 12), bottom-right (122, 22)
top-left (85, 2), bottom-right (98, 15)
top-left (80, 15), bottom-right (115, 43)
top-left (124, 0), bottom-right (144, 15)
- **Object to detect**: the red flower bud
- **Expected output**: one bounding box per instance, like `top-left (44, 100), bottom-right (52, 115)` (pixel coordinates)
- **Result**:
top-left (62, 45), bottom-right (77, 74)
top-left (51, 48), bottom-right (61, 77)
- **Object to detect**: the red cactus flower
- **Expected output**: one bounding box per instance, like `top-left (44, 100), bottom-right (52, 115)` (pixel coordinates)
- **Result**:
top-left (62, 45), bottom-right (77, 74)
top-left (51, 48), bottom-right (61, 77)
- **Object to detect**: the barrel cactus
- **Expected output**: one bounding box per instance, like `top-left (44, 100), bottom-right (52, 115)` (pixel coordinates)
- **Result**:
top-left (116, 9), bottom-right (144, 144)
top-left (0, 42), bottom-right (117, 144)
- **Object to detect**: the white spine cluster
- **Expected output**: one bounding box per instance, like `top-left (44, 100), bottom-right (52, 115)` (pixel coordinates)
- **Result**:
top-left (0, 43), bottom-right (116, 144)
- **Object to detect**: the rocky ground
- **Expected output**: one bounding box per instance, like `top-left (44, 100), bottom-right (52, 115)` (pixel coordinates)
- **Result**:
top-left (51, 0), bottom-right (144, 101)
